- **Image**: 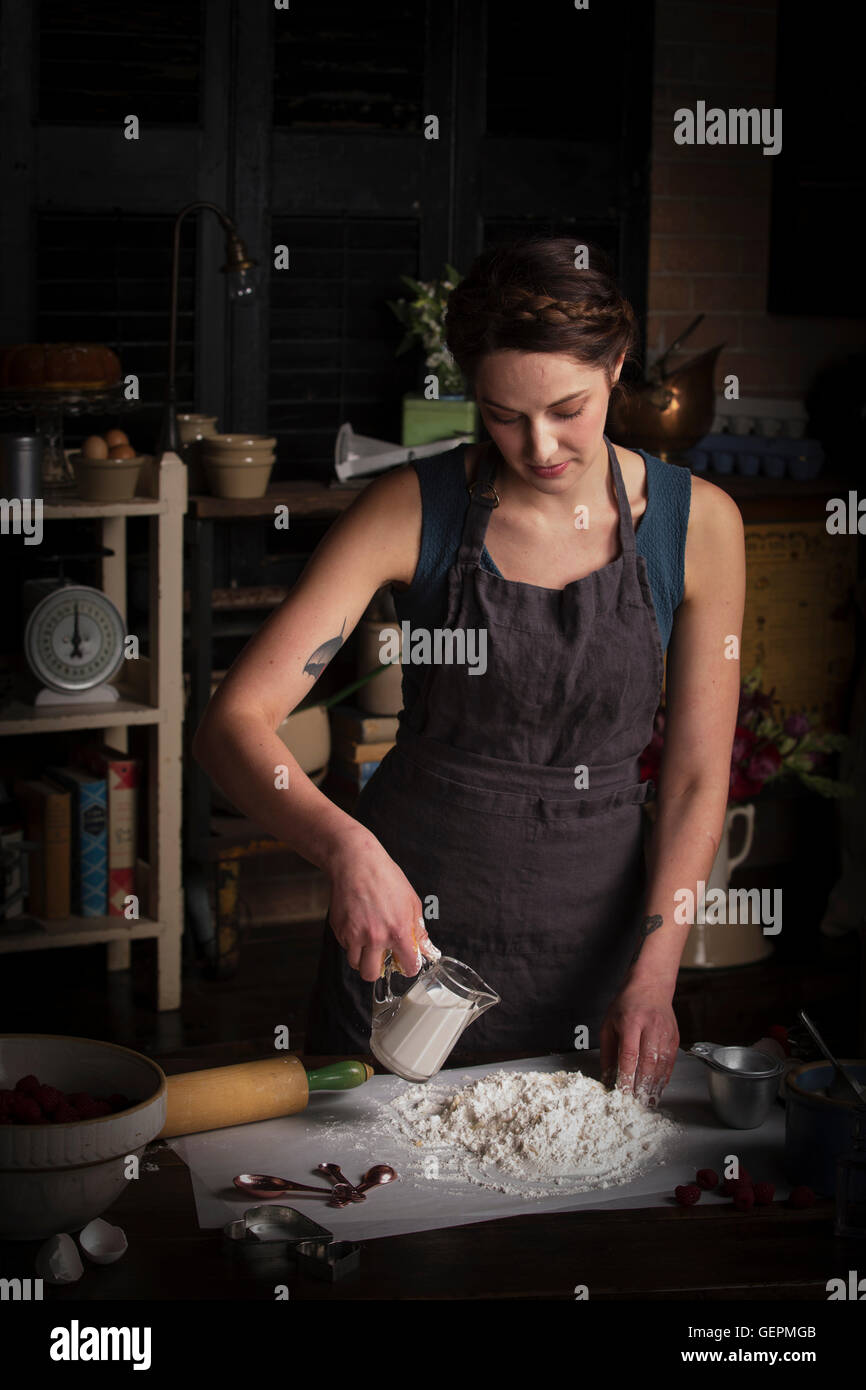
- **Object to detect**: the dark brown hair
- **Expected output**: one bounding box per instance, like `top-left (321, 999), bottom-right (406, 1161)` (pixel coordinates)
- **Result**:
top-left (444, 237), bottom-right (638, 398)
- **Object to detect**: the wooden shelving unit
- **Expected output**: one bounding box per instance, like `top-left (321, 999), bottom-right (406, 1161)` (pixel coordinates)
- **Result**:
top-left (0, 453), bottom-right (187, 1011)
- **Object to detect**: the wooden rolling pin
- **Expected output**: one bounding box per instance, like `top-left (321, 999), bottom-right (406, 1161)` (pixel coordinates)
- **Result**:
top-left (158, 1056), bottom-right (374, 1139)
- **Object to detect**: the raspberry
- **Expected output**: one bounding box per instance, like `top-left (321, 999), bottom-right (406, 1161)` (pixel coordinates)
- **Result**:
top-left (68, 1091), bottom-right (97, 1109)
top-left (733, 1188), bottom-right (755, 1212)
top-left (14, 1074), bottom-right (42, 1095)
top-left (33, 1084), bottom-right (63, 1114)
top-left (74, 1097), bottom-right (101, 1120)
top-left (753, 1182), bottom-right (775, 1205)
top-left (720, 1168), bottom-right (753, 1196)
top-left (675, 1184), bottom-right (701, 1206)
top-left (52, 1103), bottom-right (79, 1123)
top-left (788, 1185), bottom-right (815, 1209)
top-left (10, 1094), bottom-right (42, 1123)
top-left (696, 1168), bottom-right (719, 1190)
top-left (730, 1179), bottom-right (753, 1199)
top-left (767, 1025), bottom-right (791, 1056)
top-left (89, 1100), bottom-right (112, 1117)
top-left (108, 1093), bottom-right (131, 1112)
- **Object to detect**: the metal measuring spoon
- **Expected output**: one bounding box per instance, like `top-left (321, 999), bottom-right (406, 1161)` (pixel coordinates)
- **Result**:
top-left (233, 1173), bottom-right (355, 1206)
top-left (798, 1010), bottom-right (866, 1107)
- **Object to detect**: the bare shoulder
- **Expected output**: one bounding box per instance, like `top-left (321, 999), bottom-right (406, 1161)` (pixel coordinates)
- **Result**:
top-left (687, 473), bottom-right (745, 537)
top-left (683, 473), bottom-right (745, 601)
top-left (332, 461), bottom-right (421, 590)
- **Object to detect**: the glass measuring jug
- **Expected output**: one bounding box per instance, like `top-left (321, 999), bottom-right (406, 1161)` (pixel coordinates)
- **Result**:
top-left (370, 953), bottom-right (500, 1083)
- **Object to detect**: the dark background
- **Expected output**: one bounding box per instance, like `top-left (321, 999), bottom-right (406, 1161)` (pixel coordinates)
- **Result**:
top-left (0, 0), bottom-right (863, 1055)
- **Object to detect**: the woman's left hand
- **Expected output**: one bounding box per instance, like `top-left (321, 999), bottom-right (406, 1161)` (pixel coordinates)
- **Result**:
top-left (599, 983), bottom-right (679, 1106)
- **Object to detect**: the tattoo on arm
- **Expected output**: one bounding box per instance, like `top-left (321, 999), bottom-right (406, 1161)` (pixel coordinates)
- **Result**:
top-left (303, 616), bottom-right (347, 678)
top-left (630, 913), bottom-right (663, 966)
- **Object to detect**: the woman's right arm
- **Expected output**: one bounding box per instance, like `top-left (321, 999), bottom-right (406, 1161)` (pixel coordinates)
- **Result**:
top-left (191, 462), bottom-right (431, 981)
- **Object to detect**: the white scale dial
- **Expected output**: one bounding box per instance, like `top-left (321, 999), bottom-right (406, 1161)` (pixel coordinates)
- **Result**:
top-left (24, 585), bottom-right (126, 693)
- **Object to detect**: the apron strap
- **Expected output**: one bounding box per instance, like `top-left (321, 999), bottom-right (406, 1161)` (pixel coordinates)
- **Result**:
top-left (457, 442), bottom-right (500, 566)
top-left (604, 434), bottom-right (637, 560)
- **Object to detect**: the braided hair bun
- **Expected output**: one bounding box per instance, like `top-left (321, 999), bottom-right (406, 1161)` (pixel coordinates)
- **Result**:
top-left (445, 238), bottom-right (638, 396)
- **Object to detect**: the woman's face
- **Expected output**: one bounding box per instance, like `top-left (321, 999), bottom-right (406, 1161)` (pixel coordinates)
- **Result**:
top-left (474, 350), bottom-right (620, 487)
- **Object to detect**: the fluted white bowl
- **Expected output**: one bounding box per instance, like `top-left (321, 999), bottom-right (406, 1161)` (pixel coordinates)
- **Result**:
top-left (0, 1034), bottom-right (166, 1240)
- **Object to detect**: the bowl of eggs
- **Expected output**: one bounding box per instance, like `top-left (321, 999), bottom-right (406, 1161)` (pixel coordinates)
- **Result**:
top-left (70, 430), bottom-right (147, 502)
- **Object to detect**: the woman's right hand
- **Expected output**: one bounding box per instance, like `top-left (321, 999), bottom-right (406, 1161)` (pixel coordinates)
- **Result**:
top-left (327, 829), bottom-right (439, 982)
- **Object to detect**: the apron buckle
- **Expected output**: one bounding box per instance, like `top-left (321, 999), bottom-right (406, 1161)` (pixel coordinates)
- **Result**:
top-left (467, 479), bottom-right (500, 507)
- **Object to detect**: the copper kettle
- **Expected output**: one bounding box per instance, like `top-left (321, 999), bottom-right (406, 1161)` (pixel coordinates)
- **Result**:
top-left (607, 315), bottom-right (725, 460)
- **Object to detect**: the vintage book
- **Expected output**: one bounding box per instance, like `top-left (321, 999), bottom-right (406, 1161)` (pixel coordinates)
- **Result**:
top-left (0, 826), bottom-right (25, 920)
top-left (73, 745), bottom-right (140, 917)
top-left (328, 704), bottom-right (399, 744)
top-left (328, 755), bottom-right (381, 790)
top-left (13, 778), bottom-right (71, 918)
top-left (45, 766), bottom-right (108, 917)
top-left (329, 736), bottom-right (396, 765)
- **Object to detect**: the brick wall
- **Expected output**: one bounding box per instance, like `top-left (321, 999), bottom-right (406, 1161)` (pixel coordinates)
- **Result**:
top-left (648, 0), bottom-right (865, 400)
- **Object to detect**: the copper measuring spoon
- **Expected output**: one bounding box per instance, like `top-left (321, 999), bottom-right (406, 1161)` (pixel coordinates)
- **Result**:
top-left (317, 1163), bottom-right (398, 1198)
top-left (233, 1173), bottom-right (355, 1206)
top-left (354, 1164), bottom-right (399, 1193)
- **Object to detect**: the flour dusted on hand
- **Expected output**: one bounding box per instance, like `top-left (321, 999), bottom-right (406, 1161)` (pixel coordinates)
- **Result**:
top-left (388, 1069), bottom-right (678, 1195)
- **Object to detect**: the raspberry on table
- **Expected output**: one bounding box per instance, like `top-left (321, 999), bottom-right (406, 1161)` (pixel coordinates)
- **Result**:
top-left (767, 1025), bottom-right (791, 1055)
top-left (753, 1182), bottom-right (775, 1205)
top-left (696, 1168), bottom-right (719, 1190)
top-left (675, 1184), bottom-right (702, 1206)
top-left (788, 1185), bottom-right (815, 1209)
top-left (733, 1188), bottom-right (755, 1212)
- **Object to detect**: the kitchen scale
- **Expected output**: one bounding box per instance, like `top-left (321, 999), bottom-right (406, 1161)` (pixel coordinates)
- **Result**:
top-left (22, 549), bottom-right (127, 707)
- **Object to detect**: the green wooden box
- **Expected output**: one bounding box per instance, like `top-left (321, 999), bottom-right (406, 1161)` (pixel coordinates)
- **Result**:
top-left (401, 392), bottom-right (479, 447)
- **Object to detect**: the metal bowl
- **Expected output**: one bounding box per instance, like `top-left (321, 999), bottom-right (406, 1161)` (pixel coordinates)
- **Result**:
top-left (607, 345), bottom-right (724, 458)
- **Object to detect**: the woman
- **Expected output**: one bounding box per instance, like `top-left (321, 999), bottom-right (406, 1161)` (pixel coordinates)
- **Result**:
top-left (193, 238), bottom-right (745, 1105)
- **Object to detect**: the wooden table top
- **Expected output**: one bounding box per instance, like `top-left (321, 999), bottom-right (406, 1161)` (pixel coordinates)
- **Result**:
top-left (0, 1038), bottom-right (848, 1302)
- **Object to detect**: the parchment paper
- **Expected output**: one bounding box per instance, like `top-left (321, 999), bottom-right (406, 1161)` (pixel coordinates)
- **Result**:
top-left (167, 1051), bottom-right (789, 1240)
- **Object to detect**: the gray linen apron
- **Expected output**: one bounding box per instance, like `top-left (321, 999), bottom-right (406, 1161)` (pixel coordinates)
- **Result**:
top-left (305, 436), bottom-right (663, 1054)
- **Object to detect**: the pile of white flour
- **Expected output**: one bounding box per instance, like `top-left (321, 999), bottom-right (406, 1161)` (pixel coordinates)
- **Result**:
top-left (386, 1069), bottom-right (678, 1197)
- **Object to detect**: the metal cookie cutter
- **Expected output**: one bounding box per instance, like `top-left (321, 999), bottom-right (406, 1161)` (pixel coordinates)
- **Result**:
top-left (222, 1204), bottom-right (335, 1259)
top-left (293, 1238), bottom-right (361, 1282)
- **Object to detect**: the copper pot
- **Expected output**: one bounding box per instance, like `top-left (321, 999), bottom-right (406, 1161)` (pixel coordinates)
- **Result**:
top-left (607, 344), bottom-right (724, 460)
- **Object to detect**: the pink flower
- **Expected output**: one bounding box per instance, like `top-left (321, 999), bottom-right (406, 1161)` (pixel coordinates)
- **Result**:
top-left (746, 743), bottom-right (782, 784)
top-left (783, 712), bottom-right (810, 738)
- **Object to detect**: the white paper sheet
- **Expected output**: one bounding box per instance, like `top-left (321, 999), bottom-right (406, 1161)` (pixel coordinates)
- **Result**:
top-left (167, 1052), bottom-right (790, 1241)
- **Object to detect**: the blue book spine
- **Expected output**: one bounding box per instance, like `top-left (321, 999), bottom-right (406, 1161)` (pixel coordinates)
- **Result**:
top-left (78, 779), bottom-right (108, 917)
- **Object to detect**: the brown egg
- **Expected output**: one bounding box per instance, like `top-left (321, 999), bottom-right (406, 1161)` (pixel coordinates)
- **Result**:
top-left (104, 428), bottom-right (129, 448)
top-left (108, 444), bottom-right (137, 459)
top-left (82, 434), bottom-right (109, 459)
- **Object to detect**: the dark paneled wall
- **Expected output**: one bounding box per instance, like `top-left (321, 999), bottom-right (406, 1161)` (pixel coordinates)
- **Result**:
top-left (1, 0), bottom-right (654, 496)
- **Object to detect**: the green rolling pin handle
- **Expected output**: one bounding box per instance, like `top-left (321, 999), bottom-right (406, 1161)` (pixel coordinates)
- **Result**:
top-left (306, 1060), bottom-right (375, 1091)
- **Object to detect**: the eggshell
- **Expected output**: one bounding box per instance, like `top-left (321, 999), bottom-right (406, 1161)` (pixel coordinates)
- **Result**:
top-left (108, 444), bottom-right (137, 459)
top-left (82, 434), bottom-right (109, 459)
top-left (35, 1233), bottom-right (84, 1284)
top-left (79, 1217), bottom-right (128, 1265)
top-left (104, 428), bottom-right (129, 448)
